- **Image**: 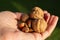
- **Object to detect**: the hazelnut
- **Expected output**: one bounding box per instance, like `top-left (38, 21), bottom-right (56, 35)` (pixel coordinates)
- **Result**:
top-left (21, 14), bottom-right (29, 22)
top-left (18, 23), bottom-right (25, 29)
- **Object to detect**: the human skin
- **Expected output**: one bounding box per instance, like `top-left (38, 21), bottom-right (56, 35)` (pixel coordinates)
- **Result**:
top-left (0, 11), bottom-right (58, 40)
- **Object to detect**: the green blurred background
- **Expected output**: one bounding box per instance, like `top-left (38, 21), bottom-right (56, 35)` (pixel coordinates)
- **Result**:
top-left (0, 0), bottom-right (60, 40)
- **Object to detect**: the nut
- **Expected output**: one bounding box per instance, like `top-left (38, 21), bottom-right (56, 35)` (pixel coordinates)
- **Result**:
top-left (30, 7), bottom-right (44, 19)
top-left (39, 19), bottom-right (47, 32)
top-left (21, 14), bottom-right (29, 22)
top-left (22, 24), bottom-right (29, 32)
top-left (22, 27), bottom-right (29, 32)
top-left (26, 20), bottom-right (32, 28)
top-left (29, 28), bottom-right (34, 32)
top-left (32, 19), bottom-right (41, 33)
top-left (18, 23), bottom-right (25, 29)
top-left (32, 19), bottom-right (47, 33)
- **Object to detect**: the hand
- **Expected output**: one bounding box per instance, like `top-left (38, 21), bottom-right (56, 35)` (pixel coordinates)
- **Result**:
top-left (16, 11), bottom-right (59, 40)
top-left (0, 11), bottom-right (58, 40)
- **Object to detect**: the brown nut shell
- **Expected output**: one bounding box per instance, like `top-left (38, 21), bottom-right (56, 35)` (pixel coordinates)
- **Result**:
top-left (18, 23), bottom-right (25, 29)
top-left (22, 23), bottom-right (29, 32)
top-left (40, 19), bottom-right (47, 33)
top-left (30, 7), bottom-right (44, 19)
top-left (21, 14), bottom-right (29, 22)
top-left (29, 28), bottom-right (34, 32)
top-left (22, 27), bottom-right (29, 32)
top-left (26, 20), bottom-right (32, 28)
top-left (32, 19), bottom-right (47, 33)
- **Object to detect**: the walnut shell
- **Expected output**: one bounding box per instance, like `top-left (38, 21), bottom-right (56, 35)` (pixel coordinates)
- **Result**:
top-left (30, 7), bottom-right (44, 19)
top-left (32, 19), bottom-right (47, 33)
top-left (21, 14), bottom-right (29, 22)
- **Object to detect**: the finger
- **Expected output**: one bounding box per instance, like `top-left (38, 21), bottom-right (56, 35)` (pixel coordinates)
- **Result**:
top-left (15, 12), bottom-right (22, 20)
top-left (44, 11), bottom-right (50, 23)
top-left (44, 10), bottom-right (48, 13)
top-left (47, 16), bottom-right (59, 33)
top-left (41, 16), bottom-right (59, 39)
top-left (48, 15), bottom-right (55, 25)
top-left (44, 13), bottom-right (50, 23)
top-left (46, 15), bottom-right (55, 32)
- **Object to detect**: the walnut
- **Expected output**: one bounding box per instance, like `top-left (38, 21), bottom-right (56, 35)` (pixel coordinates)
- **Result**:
top-left (32, 19), bottom-right (47, 33)
top-left (30, 7), bottom-right (44, 19)
top-left (21, 14), bottom-right (29, 22)
top-left (22, 23), bottom-right (29, 32)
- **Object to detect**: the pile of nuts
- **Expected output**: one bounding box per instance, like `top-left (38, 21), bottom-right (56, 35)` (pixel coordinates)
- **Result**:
top-left (18, 7), bottom-right (47, 33)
